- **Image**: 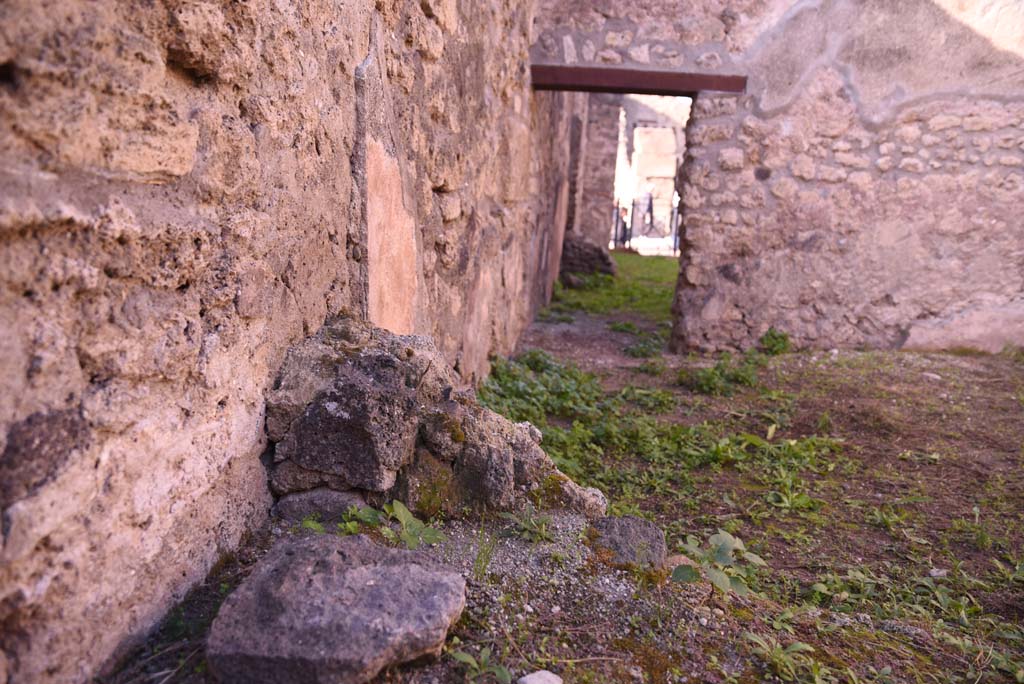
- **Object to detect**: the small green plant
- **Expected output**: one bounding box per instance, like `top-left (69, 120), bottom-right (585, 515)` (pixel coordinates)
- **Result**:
top-left (300, 514), bottom-right (325, 534)
top-left (991, 556), bottom-right (1024, 585)
top-left (537, 307), bottom-right (574, 324)
top-left (501, 503), bottom-right (554, 543)
top-left (618, 386), bottom-right (675, 413)
top-left (952, 506), bottom-right (993, 551)
top-left (765, 469), bottom-right (820, 512)
top-left (334, 505), bottom-right (385, 536)
top-left (377, 501), bottom-right (445, 550)
top-left (624, 334), bottom-right (663, 358)
top-left (678, 352), bottom-right (761, 396)
top-left (671, 529), bottom-right (766, 596)
top-left (449, 643), bottom-right (512, 684)
top-left (770, 607), bottom-right (798, 635)
top-left (745, 633), bottom-right (825, 682)
top-left (865, 505), bottom-right (906, 532)
top-left (758, 328), bottom-right (792, 355)
top-left (472, 527), bottom-right (499, 582)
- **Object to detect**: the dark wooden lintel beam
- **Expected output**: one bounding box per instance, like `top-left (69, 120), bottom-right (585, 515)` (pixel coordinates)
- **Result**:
top-left (530, 64), bottom-right (746, 96)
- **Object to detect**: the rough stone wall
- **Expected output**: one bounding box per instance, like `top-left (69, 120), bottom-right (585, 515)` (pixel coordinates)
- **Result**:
top-left (534, 0), bottom-right (1024, 353)
top-left (564, 95), bottom-right (590, 240)
top-left (672, 0), bottom-right (1024, 352)
top-left (532, 0), bottom-right (787, 71)
top-left (576, 94), bottom-right (623, 247)
top-left (0, 1), bottom-right (569, 681)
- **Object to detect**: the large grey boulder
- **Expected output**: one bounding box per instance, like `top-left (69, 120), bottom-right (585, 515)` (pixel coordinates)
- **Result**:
top-left (207, 535), bottom-right (466, 684)
top-left (590, 516), bottom-right (667, 570)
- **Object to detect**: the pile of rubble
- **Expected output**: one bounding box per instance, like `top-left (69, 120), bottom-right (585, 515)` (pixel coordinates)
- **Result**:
top-left (206, 318), bottom-right (611, 682)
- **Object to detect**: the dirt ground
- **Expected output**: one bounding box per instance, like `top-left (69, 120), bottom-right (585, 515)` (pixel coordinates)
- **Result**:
top-left (104, 254), bottom-right (1024, 684)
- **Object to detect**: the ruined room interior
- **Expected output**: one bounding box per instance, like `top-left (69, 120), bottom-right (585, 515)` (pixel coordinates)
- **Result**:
top-left (1, 1), bottom-right (1022, 683)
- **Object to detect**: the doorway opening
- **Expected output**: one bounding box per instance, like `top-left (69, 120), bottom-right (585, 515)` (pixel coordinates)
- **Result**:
top-left (611, 95), bottom-right (691, 256)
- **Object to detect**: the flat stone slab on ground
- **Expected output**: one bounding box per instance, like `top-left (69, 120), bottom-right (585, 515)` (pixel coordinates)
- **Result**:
top-left (207, 534), bottom-right (466, 684)
top-left (590, 515), bottom-right (667, 569)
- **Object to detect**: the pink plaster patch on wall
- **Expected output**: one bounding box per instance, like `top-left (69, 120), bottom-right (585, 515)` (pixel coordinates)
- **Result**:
top-left (367, 137), bottom-right (419, 334)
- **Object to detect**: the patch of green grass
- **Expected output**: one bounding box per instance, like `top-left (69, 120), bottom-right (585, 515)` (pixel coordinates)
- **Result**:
top-left (501, 502), bottom-right (554, 543)
top-left (480, 349), bottom-right (605, 429)
top-left (758, 327), bottom-right (792, 356)
top-left (1001, 345), bottom-right (1024, 364)
top-left (945, 346), bottom-right (991, 358)
top-left (481, 350), bottom-right (840, 512)
top-left (618, 386), bottom-right (676, 413)
top-left (624, 334), bottom-right (664, 358)
top-left (549, 253), bottom-right (676, 322)
top-left (537, 308), bottom-right (574, 323)
top-left (678, 351), bottom-right (763, 396)
top-left (609, 321), bottom-right (640, 334)
top-left (472, 527), bottom-right (499, 582)
top-left (635, 359), bottom-right (667, 376)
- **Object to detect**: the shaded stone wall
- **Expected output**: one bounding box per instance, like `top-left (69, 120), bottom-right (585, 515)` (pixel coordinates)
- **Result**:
top-left (576, 94), bottom-right (623, 247)
top-left (0, 1), bottom-right (570, 681)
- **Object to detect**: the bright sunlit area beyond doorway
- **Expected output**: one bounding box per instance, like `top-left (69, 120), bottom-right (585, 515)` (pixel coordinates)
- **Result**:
top-left (610, 95), bottom-right (691, 257)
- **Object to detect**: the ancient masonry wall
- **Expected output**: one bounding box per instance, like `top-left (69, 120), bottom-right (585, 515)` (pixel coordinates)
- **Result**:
top-left (575, 94), bottom-right (623, 247)
top-left (676, 89), bottom-right (1024, 352)
top-left (0, 1), bottom-right (572, 681)
top-left (534, 0), bottom-right (1024, 353)
top-left (673, 0), bottom-right (1024, 352)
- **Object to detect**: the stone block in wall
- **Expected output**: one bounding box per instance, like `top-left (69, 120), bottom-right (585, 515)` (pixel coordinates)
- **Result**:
top-left (718, 148), bottom-right (745, 171)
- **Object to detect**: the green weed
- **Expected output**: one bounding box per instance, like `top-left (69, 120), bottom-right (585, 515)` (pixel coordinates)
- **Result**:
top-left (678, 351), bottom-right (762, 396)
top-left (624, 334), bottom-right (664, 358)
top-left (448, 640), bottom-right (512, 684)
top-left (501, 503), bottom-right (554, 543)
top-left (609, 321), bottom-right (640, 334)
top-left (745, 633), bottom-right (824, 682)
top-left (672, 529), bottom-right (766, 596)
top-left (300, 514), bottom-right (325, 534)
top-left (381, 500), bottom-right (445, 550)
top-left (759, 328), bottom-right (792, 356)
top-left (472, 527), bottom-right (499, 582)
top-left (618, 386), bottom-right (676, 413)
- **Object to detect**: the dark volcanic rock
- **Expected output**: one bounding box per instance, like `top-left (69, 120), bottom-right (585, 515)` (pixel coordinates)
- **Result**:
top-left (590, 516), bottom-right (667, 570)
top-left (559, 234), bottom-right (617, 282)
top-left (207, 535), bottom-right (466, 684)
top-left (274, 366), bottom-right (420, 491)
top-left (273, 488), bottom-right (366, 523)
